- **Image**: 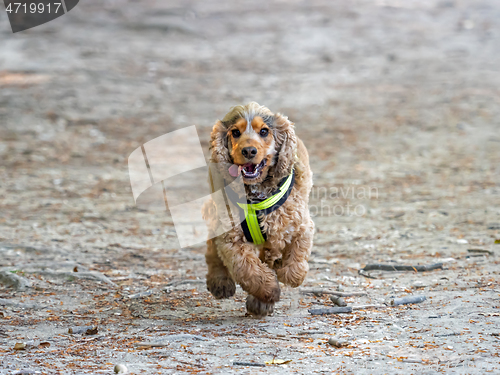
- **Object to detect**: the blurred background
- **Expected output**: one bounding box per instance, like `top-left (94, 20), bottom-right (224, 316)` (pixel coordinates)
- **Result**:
top-left (1, 0), bottom-right (499, 251)
top-left (1, 0), bottom-right (499, 373)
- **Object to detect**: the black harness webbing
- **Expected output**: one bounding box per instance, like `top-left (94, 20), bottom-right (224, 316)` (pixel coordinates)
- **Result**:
top-left (225, 170), bottom-right (295, 245)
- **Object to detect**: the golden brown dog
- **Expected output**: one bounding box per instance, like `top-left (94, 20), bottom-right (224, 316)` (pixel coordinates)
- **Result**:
top-left (202, 102), bottom-right (314, 316)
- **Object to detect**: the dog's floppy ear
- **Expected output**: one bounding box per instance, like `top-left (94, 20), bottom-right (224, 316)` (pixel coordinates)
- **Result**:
top-left (273, 113), bottom-right (297, 178)
top-left (210, 120), bottom-right (232, 164)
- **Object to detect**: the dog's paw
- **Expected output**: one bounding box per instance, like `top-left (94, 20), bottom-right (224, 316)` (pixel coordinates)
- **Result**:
top-left (246, 295), bottom-right (274, 317)
top-left (206, 276), bottom-right (236, 299)
top-left (253, 281), bottom-right (281, 303)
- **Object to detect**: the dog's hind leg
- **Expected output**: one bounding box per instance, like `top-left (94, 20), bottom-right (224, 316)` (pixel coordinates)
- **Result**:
top-left (205, 238), bottom-right (236, 299)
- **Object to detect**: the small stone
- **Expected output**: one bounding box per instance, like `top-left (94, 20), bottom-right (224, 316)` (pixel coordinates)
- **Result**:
top-left (329, 295), bottom-right (347, 307)
top-left (114, 364), bottom-right (128, 374)
top-left (328, 337), bottom-right (349, 347)
top-left (68, 325), bottom-right (98, 335)
top-left (462, 19), bottom-right (474, 29)
top-left (412, 280), bottom-right (429, 288)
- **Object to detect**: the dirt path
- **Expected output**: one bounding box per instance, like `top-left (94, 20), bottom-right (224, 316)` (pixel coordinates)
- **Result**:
top-left (1, 0), bottom-right (499, 373)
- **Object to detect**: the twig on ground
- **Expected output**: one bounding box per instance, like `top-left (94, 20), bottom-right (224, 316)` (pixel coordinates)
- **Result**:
top-left (328, 338), bottom-right (350, 347)
top-left (233, 362), bottom-right (266, 367)
top-left (66, 336), bottom-right (102, 349)
top-left (163, 279), bottom-right (205, 293)
top-left (0, 270), bottom-right (31, 290)
top-left (359, 263), bottom-right (443, 278)
top-left (434, 332), bottom-right (462, 337)
top-left (308, 306), bottom-right (353, 315)
top-left (136, 334), bottom-right (209, 347)
top-left (360, 263), bottom-right (443, 272)
top-left (33, 271), bottom-right (116, 286)
top-left (391, 295), bottom-right (426, 306)
top-left (311, 303), bottom-right (387, 310)
top-left (0, 242), bottom-right (47, 253)
top-left (135, 342), bottom-right (169, 349)
top-left (164, 279), bottom-right (205, 288)
top-left (218, 332), bottom-right (246, 337)
top-left (0, 298), bottom-right (42, 310)
top-left (465, 254), bottom-right (488, 259)
top-left (352, 304), bottom-right (387, 310)
top-left (300, 288), bottom-right (367, 297)
top-left (163, 334), bottom-right (208, 341)
top-left (467, 249), bottom-right (494, 256)
top-left (125, 290), bottom-right (155, 299)
top-left (358, 270), bottom-right (379, 279)
top-left (297, 331), bottom-right (329, 335)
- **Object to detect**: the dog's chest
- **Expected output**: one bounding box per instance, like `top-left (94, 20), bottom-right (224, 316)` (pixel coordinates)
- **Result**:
top-left (260, 200), bottom-right (299, 244)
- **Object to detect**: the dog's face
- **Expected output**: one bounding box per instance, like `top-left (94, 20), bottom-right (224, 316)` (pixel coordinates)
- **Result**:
top-left (227, 116), bottom-right (275, 184)
top-left (210, 102), bottom-right (297, 186)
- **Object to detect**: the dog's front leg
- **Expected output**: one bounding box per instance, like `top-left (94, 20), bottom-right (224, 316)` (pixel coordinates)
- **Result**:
top-left (206, 238), bottom-right (236, 299)
top-left (218, 239), bottom-right (280, 316)
top-left (276, 219), bottom-right (314, 287)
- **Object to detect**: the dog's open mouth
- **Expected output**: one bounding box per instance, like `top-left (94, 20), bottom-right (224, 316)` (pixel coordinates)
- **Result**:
top-left (241, 159), bottom-right (266, 179)
top-left (228, 159), bottom-right (266, 179)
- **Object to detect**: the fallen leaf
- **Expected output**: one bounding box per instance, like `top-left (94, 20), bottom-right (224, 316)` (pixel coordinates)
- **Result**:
top-left (265, 359), bottom-right (292, 365)
top-left (0, 72), bottom-right (50, 86)
top-left (14, 343), bottom-right (26, 350)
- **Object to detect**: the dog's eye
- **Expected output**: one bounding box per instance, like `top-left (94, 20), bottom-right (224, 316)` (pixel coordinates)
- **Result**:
top-left (259, 128), bottom-right (269, 137)
top-left (231, 129), bottom-right (241, 138)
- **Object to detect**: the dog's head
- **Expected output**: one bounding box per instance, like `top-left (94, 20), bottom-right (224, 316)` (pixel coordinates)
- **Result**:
top-left (210, 102), bottom-right (297, 185)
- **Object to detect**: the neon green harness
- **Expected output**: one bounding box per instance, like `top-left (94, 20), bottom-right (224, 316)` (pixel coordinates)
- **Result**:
top-left (233, 171), bottom-right (295, 245)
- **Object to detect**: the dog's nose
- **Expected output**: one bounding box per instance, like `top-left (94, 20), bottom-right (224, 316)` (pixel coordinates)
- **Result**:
top-left (241, 147), bottom-right (257, 160)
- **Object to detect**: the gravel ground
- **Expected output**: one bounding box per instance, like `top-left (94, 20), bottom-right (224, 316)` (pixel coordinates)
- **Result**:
top-left (1, 0), bottom-right (499, 373)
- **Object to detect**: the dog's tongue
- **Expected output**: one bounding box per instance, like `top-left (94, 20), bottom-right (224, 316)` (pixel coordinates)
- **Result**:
top-left (228, 164), bottom-right (240, 177)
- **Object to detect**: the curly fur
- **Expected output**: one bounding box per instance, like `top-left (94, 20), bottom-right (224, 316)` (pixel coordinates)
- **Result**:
top-left (203, 102), bottom-right (314, 317)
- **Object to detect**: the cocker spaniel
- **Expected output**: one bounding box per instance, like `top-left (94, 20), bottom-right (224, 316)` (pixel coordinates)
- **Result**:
top-left (202, 102), bottom-right (314, 316)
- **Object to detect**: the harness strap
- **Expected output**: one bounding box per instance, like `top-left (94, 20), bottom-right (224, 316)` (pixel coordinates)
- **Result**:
top-left (229, 170), bottom-right (295, 245)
